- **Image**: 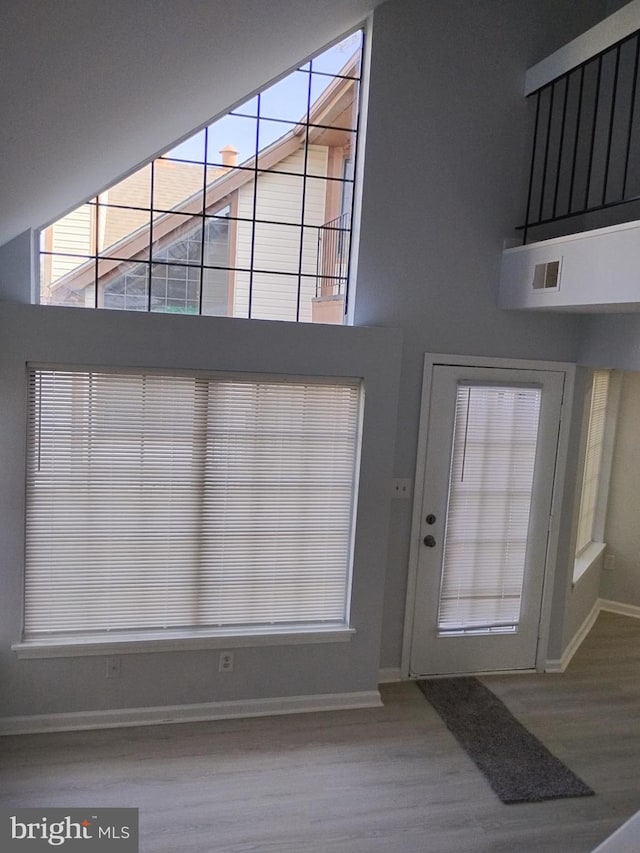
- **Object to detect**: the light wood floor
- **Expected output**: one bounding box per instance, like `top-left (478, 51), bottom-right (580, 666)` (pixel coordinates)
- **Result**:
top-left (1, 612), bottom-right (639, 852)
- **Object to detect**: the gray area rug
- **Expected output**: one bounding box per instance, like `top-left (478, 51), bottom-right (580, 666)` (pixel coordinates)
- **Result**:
top-left (417, 676), bottom-right (594, 804)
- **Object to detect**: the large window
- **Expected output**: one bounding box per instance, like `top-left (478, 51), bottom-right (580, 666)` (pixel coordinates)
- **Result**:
top-left (23, 367), bottom-right (362, 648)
top-left (39, 31), bottom-right (364, 325)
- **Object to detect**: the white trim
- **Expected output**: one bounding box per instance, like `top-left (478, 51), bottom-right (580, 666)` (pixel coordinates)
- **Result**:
top-left (12, 627), bottom-right (355, 659)
top-left (536, 363), bottom-right (575, 672)
top-left (0, 690), bottom-right (382, 737)
top-left (595, 370), bottom-right (622, 541)
top-left (503, 217), bottom-right (640, 255)
top-left (401, 353), bottom-right (575, 678)
top-left (546, 597), bottom-right (640, 673)
top-left (378, 667), bottom-right (402, 683)
top-left (345, 13), bottom-right (373, 327)
top-left (573, 541), bottom-right (607, 585)
top-left (599, 598), bottom-right (640, 619)
top-left (546, 598), bottom-right (601, 672)
top-left (525, 0), bottom-right (640, 95)
top-left (593, 810), bottom-right (640, 852)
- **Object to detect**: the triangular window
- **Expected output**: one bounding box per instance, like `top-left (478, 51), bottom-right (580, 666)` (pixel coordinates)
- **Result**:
top-left (39, 31), bottom-right (364, 325)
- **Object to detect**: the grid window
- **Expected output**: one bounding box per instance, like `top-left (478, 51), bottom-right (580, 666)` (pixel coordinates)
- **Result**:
top-left (39, 31), bottom-right (363, 325)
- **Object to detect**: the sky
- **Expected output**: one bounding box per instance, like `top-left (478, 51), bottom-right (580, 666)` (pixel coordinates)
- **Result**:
top-left (162, 31), bottom-right (362, 167)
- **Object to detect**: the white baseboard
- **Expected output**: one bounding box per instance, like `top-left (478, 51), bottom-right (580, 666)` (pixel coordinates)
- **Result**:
top-left (599, 598), bottom-right (640, 620)
top-left (378, 667), bottom-right (403, 683)
top-left (0, 690), bottom-right (382, 737)
top-left (546, 598), bottom-right (602, 673)
top-left (546, 596), bottom-right (640, 673)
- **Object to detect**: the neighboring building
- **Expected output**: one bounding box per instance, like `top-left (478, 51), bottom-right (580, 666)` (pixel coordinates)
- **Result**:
top-left (40, 49), bottom-right (360, 325)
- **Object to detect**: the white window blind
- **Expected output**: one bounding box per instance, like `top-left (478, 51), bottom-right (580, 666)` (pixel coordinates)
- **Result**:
top-left (575, 369), bottom-right (610, 555)
top-left (437, 384), bottom-right (542, 635)
top-left (25, 368), bottom-right (361, 640)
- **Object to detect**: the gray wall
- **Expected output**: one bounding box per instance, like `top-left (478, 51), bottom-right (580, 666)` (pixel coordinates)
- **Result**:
top-left (0, 231), bottom-right (35, 304)
top-left (580, 315), bottom-right (640, 370)
top-left (355, 0), bottom-right (617, 667)
top-left (0, 0), bottom-right (628, 718)
top-left (0, 305), bottom-right (401, 717)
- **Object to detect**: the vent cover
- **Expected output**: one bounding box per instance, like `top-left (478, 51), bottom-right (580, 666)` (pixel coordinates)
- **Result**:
top-left (532, 259), bottom-right (561, 290)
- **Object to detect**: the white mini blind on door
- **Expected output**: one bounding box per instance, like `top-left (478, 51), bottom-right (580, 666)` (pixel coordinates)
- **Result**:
top-left (25, 368), bottom-right (361, 640)
top-left (575, 369), bottom-right (610, 556)
top-left (437, 383), bottom-right (542, 635)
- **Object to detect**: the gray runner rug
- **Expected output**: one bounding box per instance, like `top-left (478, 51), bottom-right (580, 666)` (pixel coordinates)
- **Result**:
top-left (417, 676), bottom-right (594, 804)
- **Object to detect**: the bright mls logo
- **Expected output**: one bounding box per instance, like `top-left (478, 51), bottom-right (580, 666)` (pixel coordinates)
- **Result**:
top-left (1, 809), bottom-right (138, 850)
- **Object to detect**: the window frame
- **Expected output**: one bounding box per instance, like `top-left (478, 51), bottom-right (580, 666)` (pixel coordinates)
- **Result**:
top-left (572, 369), bottom-right (620, 584)
top-left (14, 364), bottom-right (363, 658)
top-left (36, 28), bottom-right (367, 325)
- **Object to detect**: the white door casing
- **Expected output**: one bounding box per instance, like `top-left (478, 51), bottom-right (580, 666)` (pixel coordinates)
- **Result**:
top-left (401, 354), bottom-right (575, 678)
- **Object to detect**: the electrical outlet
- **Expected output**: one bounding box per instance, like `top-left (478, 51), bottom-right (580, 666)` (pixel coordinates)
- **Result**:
top-left (604, 554), bottom-right (615, 572)
top-left (106, 656), bottom-right (121, 679)
top-left (391, 478), bottom-right (412, 499)
top-left (218, 651), bottom-right (234, 673)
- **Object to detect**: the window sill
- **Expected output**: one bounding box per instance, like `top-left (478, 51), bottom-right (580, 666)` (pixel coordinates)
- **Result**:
top-left (573, 541), bottom-right (606, 585)
top-left (12, 626), bottom-right (356, 659)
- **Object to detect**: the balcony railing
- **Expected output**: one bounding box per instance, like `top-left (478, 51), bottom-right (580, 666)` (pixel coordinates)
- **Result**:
top-left (521, 28), bottom-right (640, 243)
top-left (316, 212), bottom-right (351, 297)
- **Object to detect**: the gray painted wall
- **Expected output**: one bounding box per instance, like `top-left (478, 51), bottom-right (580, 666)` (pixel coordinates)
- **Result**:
top-left (355, 0), bottom-right (617, 667)
top-left (0, 0), bottom-right (628, 719)
top-left (0, 230), bottom-right (35, 304)
top-left (0, 305), bottom-right (401, 717)
top-left (580, 315), bottom-right (640, 370)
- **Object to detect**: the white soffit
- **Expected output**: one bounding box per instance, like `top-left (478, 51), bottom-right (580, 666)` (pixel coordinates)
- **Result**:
top-left (525, 0), bottom-right (640, 95)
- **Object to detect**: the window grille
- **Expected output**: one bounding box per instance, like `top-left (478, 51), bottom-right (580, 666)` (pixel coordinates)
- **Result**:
top-left (39, 32), bottom-right (364, 324)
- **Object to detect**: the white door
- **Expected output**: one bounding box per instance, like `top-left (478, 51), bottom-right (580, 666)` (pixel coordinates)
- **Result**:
top-left (409, 362), bottom-right (565, 676)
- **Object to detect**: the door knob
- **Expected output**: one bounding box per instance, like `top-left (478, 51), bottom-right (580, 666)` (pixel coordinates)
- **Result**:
top-left (423, 535), bottom-right (436, 547)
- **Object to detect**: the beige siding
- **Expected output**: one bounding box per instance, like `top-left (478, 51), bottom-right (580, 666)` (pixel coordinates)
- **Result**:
top-left (48, 205), bottom-right (93, 283)
top-left (103, 161), bottom-right (206, 252)
top-left (46, 161), bottom-right (208, 282)
top-left (234, 145), bottom-right (328, 321)
top-left (45, 143), bottom-right (329, 321)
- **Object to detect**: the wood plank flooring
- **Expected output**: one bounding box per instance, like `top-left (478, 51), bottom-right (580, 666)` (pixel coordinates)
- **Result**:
top-left (1, 611), bottom-right (639, 852)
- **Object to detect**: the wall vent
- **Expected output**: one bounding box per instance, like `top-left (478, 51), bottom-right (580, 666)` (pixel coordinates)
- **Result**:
top-left (532, 259), bottom-right (561, 291)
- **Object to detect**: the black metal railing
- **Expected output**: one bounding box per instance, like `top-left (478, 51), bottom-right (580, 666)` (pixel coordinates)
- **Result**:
top-left (521, 28), bottom-right (640, 243)
top-left (316, 212), bottom-right (350, 297)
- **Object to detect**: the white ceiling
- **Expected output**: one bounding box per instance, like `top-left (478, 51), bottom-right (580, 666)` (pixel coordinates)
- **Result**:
top-left (0, 0), bottom-right (383, 247)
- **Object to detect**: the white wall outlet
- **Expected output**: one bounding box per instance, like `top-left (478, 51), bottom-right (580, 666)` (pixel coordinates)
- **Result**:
top-left (106, 656), bottom-right (121, 679)
top-left (604, 554), bottom-right (616, 572)
top-left (218, 651), bottom-right (234, 673)
top-left (391, 478), bottom-right (412, 498)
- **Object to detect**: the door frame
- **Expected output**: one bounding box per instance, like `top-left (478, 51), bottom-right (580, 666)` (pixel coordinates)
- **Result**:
top-left (400, 353), bottom-right (576, 678)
